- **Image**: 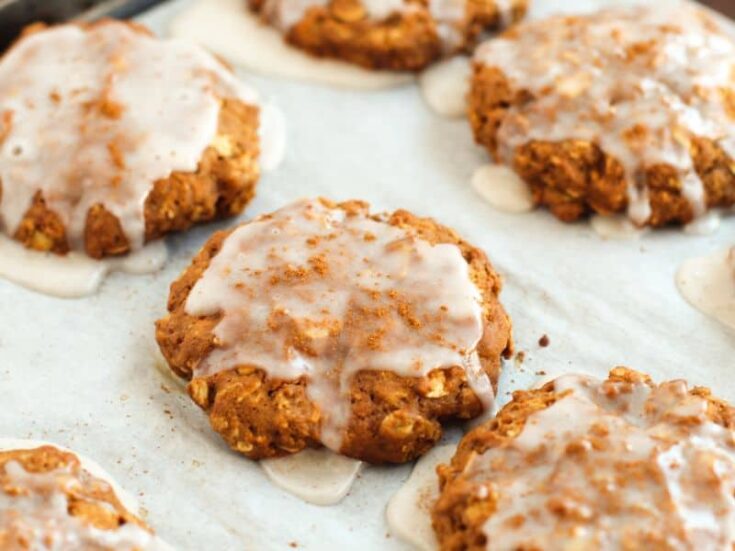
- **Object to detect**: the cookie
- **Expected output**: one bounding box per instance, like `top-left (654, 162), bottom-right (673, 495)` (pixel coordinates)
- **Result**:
top-left (0, 21), bottom-right (267, 259)
top-left (469, 4), bottom-right (735, 227)
top-left (249, 0), bottom-right (527, 71)
top-left (156, 198), bottom-right (512, 463)
top-left (0, 441), bottom-right (168, 550)
top-left (433, 368), bottom-right (735, 549)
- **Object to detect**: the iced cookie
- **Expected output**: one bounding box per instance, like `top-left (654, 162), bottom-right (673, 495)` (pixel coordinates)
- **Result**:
top-left (249, 0), bottom-right (527, 71)
top-left (0, 20), bottom-right (282, 259)
top-left (0, 440), bottom-right (170, 550)
top-left (433, 368), bottom-right (735, 549)
top-left (469, 4), bottom-right (735, 228)
top-left (156, 198), bottom-right (512, 463)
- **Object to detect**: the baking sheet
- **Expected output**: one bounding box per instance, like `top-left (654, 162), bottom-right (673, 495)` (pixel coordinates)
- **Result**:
top-left (0, 0), bottom-right (733, 549)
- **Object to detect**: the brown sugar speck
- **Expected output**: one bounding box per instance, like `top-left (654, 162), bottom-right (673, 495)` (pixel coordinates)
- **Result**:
top-left (308, 254), bottom-right (329, 275)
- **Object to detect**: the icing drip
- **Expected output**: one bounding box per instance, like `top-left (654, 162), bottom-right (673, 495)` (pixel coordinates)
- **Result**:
top-left (0, 457), bottom-right (163, 550)
top-left (0, 22), bottom-right (260, 252)
top-left (475, 4), bottom-right (735, 226)
top-left (492, 0), bottom-right (516, 29)
top-left (428, 0), bottom-right (467, 52)
top-left (185, 199), bottom-right (489, 451)
top-left (459, 373), bottom-right (735, 549)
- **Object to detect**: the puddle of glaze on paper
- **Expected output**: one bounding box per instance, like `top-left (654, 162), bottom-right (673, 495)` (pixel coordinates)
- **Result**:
top-left (683, 211), bottom-right (723, 236)
top-left (261, 448), bottom-right (363, 505)
top-left (170, 0), bottom-right (413, 90)
top-left (590, 215), bottom-right (648, 240)
top-left (419, 56), bottom-right (470, 117)
top-left (471, 164), bottom-right (534, 214)
top-left (676, 247), bottom-right (735, 332)
top-left (0, 235), bottom-right (167, 298)
top-left (386, 444), bottom-right (455, 551)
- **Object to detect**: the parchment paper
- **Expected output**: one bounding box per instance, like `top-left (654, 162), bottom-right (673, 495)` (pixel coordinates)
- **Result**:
top-left (0, 0), bottom-right (732, 549)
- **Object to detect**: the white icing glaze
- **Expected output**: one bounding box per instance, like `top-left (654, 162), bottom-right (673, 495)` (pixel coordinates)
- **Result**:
top-left (0, 21), bottom-right (262, 252)
top-left (456, 373), bottom-right (735, 549)
top-left (475, 4), bottom-right (735, 227)
top-left (590, 214), bottom-right (648, 240)
top-left (471, 164), bottom-right (534, 213)
top-left (0, 438), bottom-right (172, 551)
top-left (0, 234), bottom-right (167, 298)
top-left (260, 448), bottom-right (362, 505)
top-left (419, 56), bottom-right (470, 118)
top-left (676, 247), bottom-right (735, 332)
top-left (170, 0), bottom-right (413, 90)
top-left (386, 444), bottom-right (454, 551)
top-left (185, 199), bottom-right (490, 451)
